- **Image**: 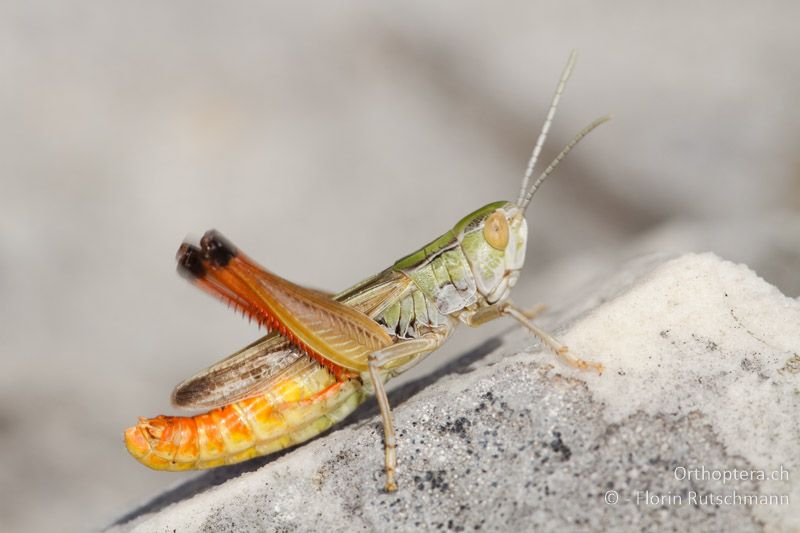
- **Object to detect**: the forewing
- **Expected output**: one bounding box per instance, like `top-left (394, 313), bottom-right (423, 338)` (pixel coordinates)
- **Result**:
top-left (333, 268), bottom-right (411, 318)
top-left (171, 331), bottom-right (301, 409)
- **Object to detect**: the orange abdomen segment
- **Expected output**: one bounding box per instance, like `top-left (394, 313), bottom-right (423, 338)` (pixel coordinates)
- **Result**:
top-left (125, 365), bottom-right (366, 470)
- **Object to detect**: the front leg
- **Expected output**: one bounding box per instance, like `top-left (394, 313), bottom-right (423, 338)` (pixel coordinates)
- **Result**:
top-left (463, 301), bottom-right (547, 327)
top-left (463, 302), bottom-right (603, 374)
top-left (364, 334), bottom-right (444, 492)
top-left (504, 304), bottom-right (603, 373)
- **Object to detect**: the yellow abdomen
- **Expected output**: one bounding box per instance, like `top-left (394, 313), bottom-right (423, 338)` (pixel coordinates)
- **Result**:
top-left (124, 364), bottom-right (365, 470)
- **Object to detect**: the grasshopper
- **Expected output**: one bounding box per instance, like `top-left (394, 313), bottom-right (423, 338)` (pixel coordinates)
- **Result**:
top-left (125, 51), bottom-right (608, 491)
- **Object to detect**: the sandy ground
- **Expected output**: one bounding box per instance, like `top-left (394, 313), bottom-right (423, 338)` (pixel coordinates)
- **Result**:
top-left (1, 2), bottom-right (799, 531)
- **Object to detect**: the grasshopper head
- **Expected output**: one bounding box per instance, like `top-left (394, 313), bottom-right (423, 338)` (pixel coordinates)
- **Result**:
top-left (457, 201), bottom-right (527, 305)
top-left (417, 54), bottom-right (610, 314)
top-left (455, 103), bottom-right (608, 308)
top-left (454, 108), bottom-right (609, 307)
top-left (457, 52), bottom-right (610, 307)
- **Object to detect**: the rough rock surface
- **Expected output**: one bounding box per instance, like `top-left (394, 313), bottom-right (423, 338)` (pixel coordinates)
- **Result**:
top-left (109, 253), bottom-right (800, 532)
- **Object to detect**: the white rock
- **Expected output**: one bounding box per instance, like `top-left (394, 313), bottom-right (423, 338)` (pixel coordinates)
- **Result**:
top-left (109, 253), bottom-right (799, 532)
top-left (566, 253), bottom-right (800, 530)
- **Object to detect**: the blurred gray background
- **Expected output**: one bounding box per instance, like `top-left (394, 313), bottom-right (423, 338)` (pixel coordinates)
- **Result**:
top-left (2, 2), bottom-right (799, 531)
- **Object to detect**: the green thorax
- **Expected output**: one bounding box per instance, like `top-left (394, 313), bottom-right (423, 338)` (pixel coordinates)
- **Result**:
top-left (392, 201), bottom-right (508, 315)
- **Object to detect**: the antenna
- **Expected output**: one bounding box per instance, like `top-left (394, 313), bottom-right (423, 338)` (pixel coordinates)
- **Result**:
top-left (520, 115), bottom-right (612, 211)
top-left (516, 50), bottom-right (577, 206)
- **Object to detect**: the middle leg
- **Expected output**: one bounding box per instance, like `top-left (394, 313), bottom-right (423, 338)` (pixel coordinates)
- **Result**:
top-left (364, 334), bottom-right (444, 492)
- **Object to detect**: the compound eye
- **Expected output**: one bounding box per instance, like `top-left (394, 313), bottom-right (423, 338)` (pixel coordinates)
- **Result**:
top-left (483, 211), bottom-right (509, 250)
